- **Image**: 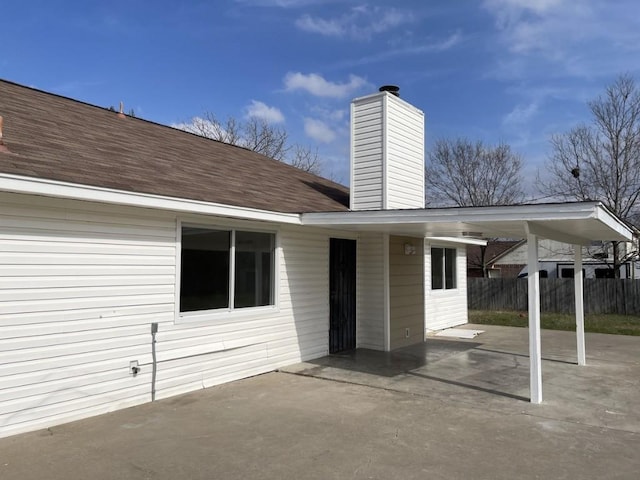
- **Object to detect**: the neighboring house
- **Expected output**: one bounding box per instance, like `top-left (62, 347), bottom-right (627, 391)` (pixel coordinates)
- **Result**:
top-left (0, 80), bottom-right (633, 438)
top-left (495, 239), bottom-right (640, 279)
top-left (466, 240), bottom-right (524, 278)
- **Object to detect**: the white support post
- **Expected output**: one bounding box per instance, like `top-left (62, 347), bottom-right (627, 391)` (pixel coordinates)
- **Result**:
top-left (574, 245), bottom-right (586, 366)
top-left (527, 233), bottom-right (543, 404)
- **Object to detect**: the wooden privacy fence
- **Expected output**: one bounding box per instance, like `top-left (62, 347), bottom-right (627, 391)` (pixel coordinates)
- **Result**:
top-left (468, 278), bottom-right (640, 315)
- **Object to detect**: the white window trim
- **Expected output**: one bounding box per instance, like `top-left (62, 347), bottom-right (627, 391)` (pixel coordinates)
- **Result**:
top-left (175, 218), bottom-right (280, 324)
top-left (430, 245), bottom-right (458, 291)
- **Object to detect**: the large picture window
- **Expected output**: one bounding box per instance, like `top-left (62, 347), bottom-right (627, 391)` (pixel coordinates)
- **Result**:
top-left (431, 247), bottom-right (457, 290)
top-left (180, 226), bottom-right (275, 313)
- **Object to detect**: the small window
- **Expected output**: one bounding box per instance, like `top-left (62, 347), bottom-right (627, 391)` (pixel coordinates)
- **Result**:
top-left (561, 268), bottom-right (575, 278)
top-left (595, 268), bottom-right (615, 278)
top-left (518, 269), bottom-right (549, 278)
top-left (180, 226), bottom-right (275, 313)
top-left (431, 247), bottom-right (457, 290)
top-left (561, 268), bottom-right (585, 279)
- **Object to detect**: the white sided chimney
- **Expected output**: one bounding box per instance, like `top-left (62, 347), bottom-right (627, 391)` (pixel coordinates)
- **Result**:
top-left (350, 85), bottom-right (425, 211)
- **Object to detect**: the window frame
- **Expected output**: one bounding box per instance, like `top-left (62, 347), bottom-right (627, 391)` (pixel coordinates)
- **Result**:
top-left (175, 219), bottom-right (280, 323)
top-left (430, 246), bottom-right (458, 291)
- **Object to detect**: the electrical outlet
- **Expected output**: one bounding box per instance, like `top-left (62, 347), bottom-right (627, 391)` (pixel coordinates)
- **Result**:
top-left (129, 360), bottom-right (140, 375)
top-left (405, 328), bottom-right (410, 338)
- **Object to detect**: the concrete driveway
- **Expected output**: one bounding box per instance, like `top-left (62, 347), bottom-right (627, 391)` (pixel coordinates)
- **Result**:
top-left (1, 324), bottom-right (639, 479)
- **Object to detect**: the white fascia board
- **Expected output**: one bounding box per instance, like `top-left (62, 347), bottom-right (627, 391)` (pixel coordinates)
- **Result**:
top-left (425, 236), bottom-right (487, 246)
top-left (303, 203), bottom-right (602, 225)
top-left (0, 173), bottom-right (302, 225)
top-left (594, 204), bottom-right (634, 240)
top-left (302, 202), bottom-right (634, 242)
top-left (302, 203), bottom-right (633, 231)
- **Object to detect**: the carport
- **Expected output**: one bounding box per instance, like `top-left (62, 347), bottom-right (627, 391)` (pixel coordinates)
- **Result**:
top-left (302, 201), bottom-right (633, 403)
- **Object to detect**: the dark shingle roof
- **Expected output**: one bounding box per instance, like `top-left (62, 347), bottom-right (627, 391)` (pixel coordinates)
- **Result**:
top-left (0, 79), bottom-right (349, 213)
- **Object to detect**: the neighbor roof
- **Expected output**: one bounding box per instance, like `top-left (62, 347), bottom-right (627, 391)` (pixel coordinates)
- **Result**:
top-left (0, 79), bottom-right (349, 213)
top-left (467, 240), bottom-right (525, 269)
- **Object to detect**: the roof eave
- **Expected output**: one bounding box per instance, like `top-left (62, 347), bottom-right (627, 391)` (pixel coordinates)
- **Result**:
top-left (301, 203), bottom-right (634, 243)
top-left (0, 173), bottom-right (302, 225)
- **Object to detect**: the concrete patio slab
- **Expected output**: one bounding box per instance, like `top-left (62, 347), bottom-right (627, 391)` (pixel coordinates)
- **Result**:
top-left (0, 325), bottom-right (638, 479)
top-left (284, 324), bottom-right (640, 433)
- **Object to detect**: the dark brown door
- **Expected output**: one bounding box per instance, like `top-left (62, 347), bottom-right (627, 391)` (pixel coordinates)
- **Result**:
top-left (329, 238), bottom-right (356, 353)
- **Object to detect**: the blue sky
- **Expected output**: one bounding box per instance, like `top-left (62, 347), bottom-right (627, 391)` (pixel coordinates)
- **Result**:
top-left (2, 0), bottom-right (640, 187)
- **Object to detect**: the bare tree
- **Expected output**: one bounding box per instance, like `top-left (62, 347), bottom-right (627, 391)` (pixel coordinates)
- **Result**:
top-left (426, 137), bottom-right (525, 277)
top-left (538, 74), bottom-right (640, 276)
top-left (426, 137), bottom-right (524, 207)
top-left (178, 112), bottom-right (324, 173)
top-left (181, 112), bottom-right (288, 160)
top-left (289, 144), bottom-right (323, 175)
top-left (183, 113), bottom-right (242, 146)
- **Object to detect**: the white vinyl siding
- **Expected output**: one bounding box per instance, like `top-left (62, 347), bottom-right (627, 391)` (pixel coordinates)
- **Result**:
top-left (0, 193), bottom-right (176, 438)
top-left (424, 241), bottom-right (468, 332)
top-left (389, 236), bottom-right (425, 349)
top-left (0, 192), bottom-right (333, 439)
top-left (356, 232), bottom-right (385, 350)
top-left (351, 96), bottom-right (384, 210)
top-left (155, 224), bottom-right (330, 400)
top-left (385, 96), bottom-right (425, 209)
top-left (350, 92), bottom-right (425, 212)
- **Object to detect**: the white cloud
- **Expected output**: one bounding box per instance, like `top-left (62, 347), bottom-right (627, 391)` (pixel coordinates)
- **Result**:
top-left (304, 118), bottom-right (336, 143)
top-left (295, 6), bottom-right (414, 40)
top-left (502, 101), bottom-right (539, 127)
top-left (328, 109), bottom-right (346, 122)
top-left (234, 0), bottom-right (321, 7)
top-left (171, 117), bottom-right (221, 138)
top-left (479, 0), bottom-right (640, 164)
top-left (245, 100), bottom-right (285, 123)
top-left (484, 0), bottom-right (565, 24)
top-left (483, 0), bottom-right (640, 78)
top-left (483, 0), bottom-right (590, 55)
top-left (284, 72), bottom-right (368, 98)
top-left (310, 105), bottom-right (347, 122)
top-left (295, 15), bottom-right (343, 37)
top-left (336, 31), bottom-right (462, 68)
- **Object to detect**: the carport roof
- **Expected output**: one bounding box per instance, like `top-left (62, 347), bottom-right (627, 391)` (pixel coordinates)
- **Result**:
top-left (301, 201), bottom-right (633, 244)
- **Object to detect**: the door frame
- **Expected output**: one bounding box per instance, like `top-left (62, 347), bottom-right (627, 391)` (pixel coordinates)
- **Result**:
top-left (329, 237), bottom-right (357, 354)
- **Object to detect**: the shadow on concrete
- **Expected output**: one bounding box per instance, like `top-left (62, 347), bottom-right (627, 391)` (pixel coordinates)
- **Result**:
top-left (406, 371), bottom-right (530, 402)
top-left (293, 338), bottom-right (538, 401)
top-left (304, 339), bottom-right (481, 377)
top-left (474, 347), bottom-right (577, 365)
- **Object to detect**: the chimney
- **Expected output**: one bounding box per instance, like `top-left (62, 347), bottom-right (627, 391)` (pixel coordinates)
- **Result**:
top-left (117, 102), bottom-right (126, 119)
top-left (379, 85), bottom-right (400, 97)
top-left (350, 86), bottom-right (425, 211)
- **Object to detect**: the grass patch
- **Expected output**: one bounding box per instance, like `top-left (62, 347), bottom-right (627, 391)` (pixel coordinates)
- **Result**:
top-left (469, 310), bottom-right (640, 336)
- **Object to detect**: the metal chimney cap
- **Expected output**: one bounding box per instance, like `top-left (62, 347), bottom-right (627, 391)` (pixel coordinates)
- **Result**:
top-left (379, 85), bottom-right (400, 97)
